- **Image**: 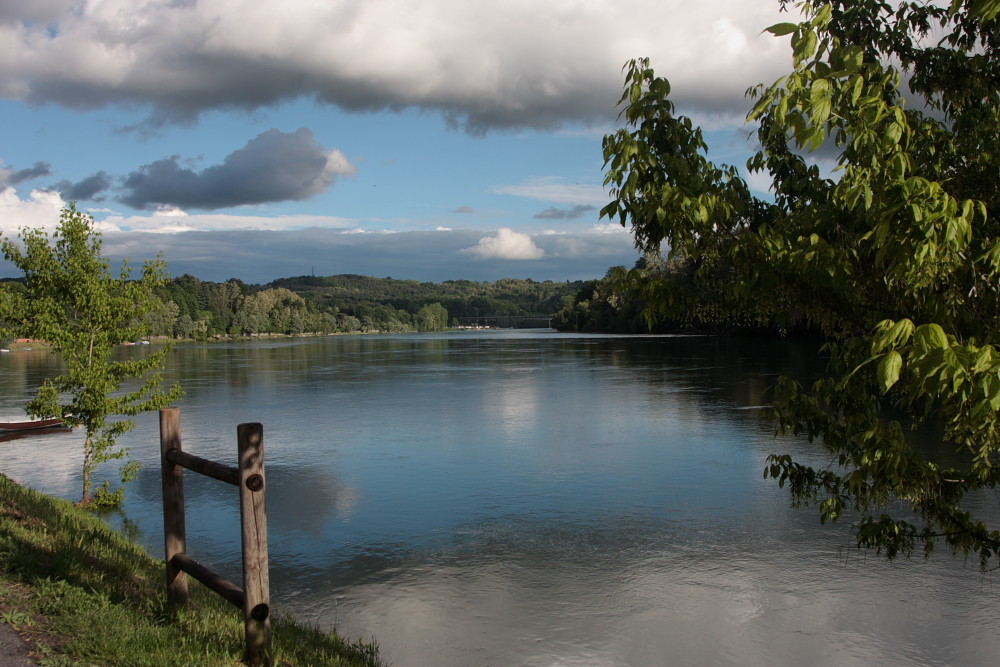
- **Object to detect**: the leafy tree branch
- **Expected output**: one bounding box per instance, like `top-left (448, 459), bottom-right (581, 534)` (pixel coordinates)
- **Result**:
top-left (602, 0), bottom-right (1000, 565)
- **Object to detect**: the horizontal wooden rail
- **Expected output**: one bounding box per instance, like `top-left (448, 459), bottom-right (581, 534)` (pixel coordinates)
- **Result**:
top-left (165, 448), bottom-right (240, 486)
top-left (170, 553), bottom-right (245, 610)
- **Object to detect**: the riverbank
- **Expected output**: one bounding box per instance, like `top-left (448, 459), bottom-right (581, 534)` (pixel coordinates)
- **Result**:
top-left (0, 473), bottom-right (383, 666)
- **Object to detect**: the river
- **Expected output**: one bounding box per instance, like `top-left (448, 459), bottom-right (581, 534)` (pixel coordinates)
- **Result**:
top-left (1, 331), bottom-right (998, 666)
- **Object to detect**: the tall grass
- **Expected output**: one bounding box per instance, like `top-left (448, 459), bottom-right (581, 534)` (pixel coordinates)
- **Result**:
top-left (0, 473), bottom-right (382, 666)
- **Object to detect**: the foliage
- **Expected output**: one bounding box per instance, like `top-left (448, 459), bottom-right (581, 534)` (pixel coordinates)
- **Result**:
top-left (0, 205), bottom-right (183, 507)
top-left (553, 262), bottom-right (658, 333)
top-left (274, 274), bottom-right (582, 326)
top-left (0, 472), bottom-right (383, 666)
top-left (145, 273), bottom-right (584, 337)
top-left (602, 0), bottom-right (1000, 565)
top-left (552, 253), bottom-right (791, 333)
top-left (155, 275), bottom-right (338, 338)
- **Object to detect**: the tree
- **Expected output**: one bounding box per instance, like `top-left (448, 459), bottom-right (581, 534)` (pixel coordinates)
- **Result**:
top-left (0, 205), bottom-right (183, 507)
top-left (415, 303), bottom-right (449, 331)
top-left (602, 0), bottom-right (1000, 566)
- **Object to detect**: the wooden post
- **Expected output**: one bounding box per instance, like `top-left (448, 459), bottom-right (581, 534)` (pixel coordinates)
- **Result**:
top-left (238, 422), bottom-right (271, 666)
top-left (159, 411), bottom-right (273, 663)
top-left (160, 407), bottom-right (188, 607)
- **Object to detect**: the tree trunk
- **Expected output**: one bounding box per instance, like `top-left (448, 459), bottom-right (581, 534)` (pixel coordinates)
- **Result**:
top-left (80, 434), bottom-right (93, 505)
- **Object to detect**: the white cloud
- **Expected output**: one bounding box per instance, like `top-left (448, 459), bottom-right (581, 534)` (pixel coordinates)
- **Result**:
top-left (462, 228), bottom-right (545, 260)
top-left (494, 178), bottom-right (608, 205)
top-left (153, 205), bottom-right (188, 217)
top-left (742, 167), bottom-right (774, 198)
top-left (0, 186), bottom-right (66, 234)
top-left (0, 1), bottom-right (796, 131)
top-left (0, 185), bottom-right (363, 235)
top-left (589, 222), bottom-right (631, 235)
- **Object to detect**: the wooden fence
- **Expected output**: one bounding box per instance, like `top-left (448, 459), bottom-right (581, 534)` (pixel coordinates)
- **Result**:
top-left (159, 407), bottom-right (271, 666)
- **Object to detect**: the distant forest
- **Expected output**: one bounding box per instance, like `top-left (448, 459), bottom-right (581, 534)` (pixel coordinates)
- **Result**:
top-left (3, 261), bottom-right (784, 340)
top-left (136, 274), bottom-right (585, 338)
top-left (551, 253), bottom-right (813, 336)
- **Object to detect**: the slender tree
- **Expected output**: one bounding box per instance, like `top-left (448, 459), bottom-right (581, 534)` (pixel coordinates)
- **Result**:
top-left (0, 205), bottom-right (183, 506)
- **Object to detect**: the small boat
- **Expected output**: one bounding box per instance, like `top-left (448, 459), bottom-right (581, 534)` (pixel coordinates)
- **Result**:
top-left (0, 426), bottom-right (72, 443)
top-left (0, 417), bottom-right (67, 432)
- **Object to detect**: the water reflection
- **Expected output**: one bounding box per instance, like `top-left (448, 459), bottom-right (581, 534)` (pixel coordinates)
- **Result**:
top-left (1, 332), bottom-right (998, 666)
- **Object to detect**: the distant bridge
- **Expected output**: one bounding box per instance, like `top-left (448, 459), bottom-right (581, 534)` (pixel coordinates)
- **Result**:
top-left (455, 315), bottom-right (555, 329)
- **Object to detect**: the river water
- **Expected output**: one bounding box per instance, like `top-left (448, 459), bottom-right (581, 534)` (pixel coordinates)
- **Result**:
top-left (1, 331), bottom-right (998, 666)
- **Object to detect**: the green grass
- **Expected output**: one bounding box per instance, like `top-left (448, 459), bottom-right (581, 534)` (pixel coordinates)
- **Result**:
top-left (0, 473), bottom-right (383, 666)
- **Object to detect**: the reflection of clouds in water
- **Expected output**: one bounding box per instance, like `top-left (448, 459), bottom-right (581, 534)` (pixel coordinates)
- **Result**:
top-left (292, 515), bottom-right (1000, 667)
top-left (267, 465), bottom-right (360, 533)
top-left (7, 335), bottom-right (1000, 666)
top-left (0, 429), bottom-right (81, 498)
top-left (491, 369), bottom-right (540, 439)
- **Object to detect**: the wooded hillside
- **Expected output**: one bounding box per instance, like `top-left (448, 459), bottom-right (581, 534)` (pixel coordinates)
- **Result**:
top-left (137, 274), bottom-right (583, 338)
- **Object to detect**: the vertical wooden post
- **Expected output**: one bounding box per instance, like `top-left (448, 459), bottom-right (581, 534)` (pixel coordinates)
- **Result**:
top-left (238, 422), bottom-right (271, 666)
top-left (160, 407), bottom-right (188, 606)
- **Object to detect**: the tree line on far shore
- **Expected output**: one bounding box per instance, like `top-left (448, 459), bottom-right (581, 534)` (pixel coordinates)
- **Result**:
top-left (106, 273), bottom-right (583, 339)
top-left (551, 252), bottom-right (802, 335)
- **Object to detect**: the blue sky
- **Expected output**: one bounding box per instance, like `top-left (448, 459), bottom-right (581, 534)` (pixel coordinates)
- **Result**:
top-left (0, 1), bottom-right (795, 284)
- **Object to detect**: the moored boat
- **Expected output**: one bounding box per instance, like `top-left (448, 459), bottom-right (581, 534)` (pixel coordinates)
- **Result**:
top-left (0, 417), bottom-right (66, 432)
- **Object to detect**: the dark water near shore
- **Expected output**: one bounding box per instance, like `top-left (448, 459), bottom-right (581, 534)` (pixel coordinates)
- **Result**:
top-left (2, 331), bottom-right (998, 666)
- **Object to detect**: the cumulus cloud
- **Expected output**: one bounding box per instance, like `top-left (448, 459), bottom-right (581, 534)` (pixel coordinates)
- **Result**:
top-left (0, 1), bottom-right (794, 132)
top-left (51, 170), bottom-right (112, 201)
top-left (0, 185), bottom-right (358, 235)
top-left (0, 186), bottom-right (66, 234)
top-left (119, 128), bottom-right (355, 210)
top-left (462, 228), bottom-right (546, 260)
top-left (534, 204), bottom-right (596, 220)
top-left (0, 187), bottom-right (124, 236)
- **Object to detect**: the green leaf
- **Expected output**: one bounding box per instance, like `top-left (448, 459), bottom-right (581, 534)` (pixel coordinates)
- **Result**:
top-left (794, 30), bottom-right (818, 65)
top-left (766, 22), bottom-right (800, 37)
top-left (840, 45), bottom-right (864, 72)
top-left (914, 324), bottom-right (949, 350)
top-left (986, 375), bottom-right (1000, 411)
top-left (972, 347), bottom-right (994, 374)
top-left (970, 0), bottom-right (1000, 21)
top-left (877, 351), bottom-right (903, 392)
top-left (847, 74), bottom-right (863, 104)
top-left (810, 78), bottom-right (830, 105)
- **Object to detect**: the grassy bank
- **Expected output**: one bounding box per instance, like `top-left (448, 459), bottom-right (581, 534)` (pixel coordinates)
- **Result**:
top-left (0, 473), bottom-right (382, 666)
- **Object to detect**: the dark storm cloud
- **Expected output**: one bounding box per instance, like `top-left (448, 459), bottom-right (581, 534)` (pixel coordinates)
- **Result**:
top-left (0, 161), bottom-right (52, 186)
top-left (534, 204), bottom-right (596, 220)
top-left (51, 170), bottom-right (111, 201)
top-left (0, 2), bottom-right (791, 133)
top-left (119, 129), bottom-right (354, 210)
top-left (0, 1), bottom-right (74, 25)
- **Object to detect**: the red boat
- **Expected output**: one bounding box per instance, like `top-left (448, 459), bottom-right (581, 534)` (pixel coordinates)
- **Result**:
top-left (0, 417), bottom-right (66, 432)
